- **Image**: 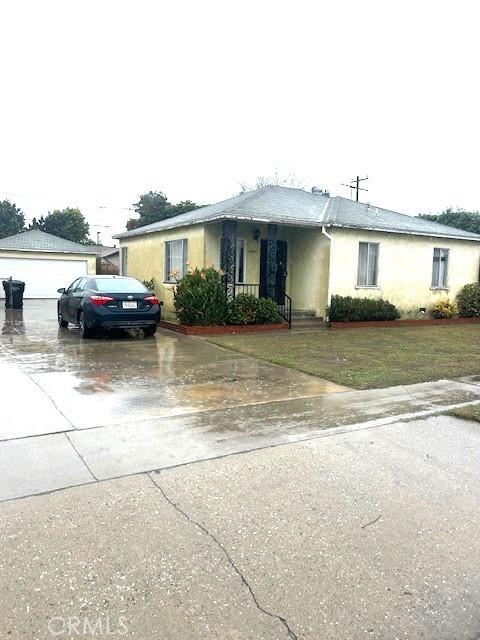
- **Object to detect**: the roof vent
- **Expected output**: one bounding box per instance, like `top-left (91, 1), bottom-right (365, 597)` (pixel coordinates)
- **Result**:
top-left (311, 186), bottom-right (330, 197)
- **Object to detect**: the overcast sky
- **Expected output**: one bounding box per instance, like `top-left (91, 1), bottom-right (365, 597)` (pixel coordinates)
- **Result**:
top-left (1, 0), bottom-right (479, 244)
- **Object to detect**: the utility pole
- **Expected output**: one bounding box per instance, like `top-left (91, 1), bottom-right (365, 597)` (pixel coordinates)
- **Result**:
top-left (342, 175), bottom-right (369, 201)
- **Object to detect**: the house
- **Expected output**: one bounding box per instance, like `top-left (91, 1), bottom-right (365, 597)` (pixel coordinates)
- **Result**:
top-left (113, 186), bottom-right (480, 319)
top-left (0, 229), bottom-right (97, 298)
top-left (94, 245), bottom-right (120, 275)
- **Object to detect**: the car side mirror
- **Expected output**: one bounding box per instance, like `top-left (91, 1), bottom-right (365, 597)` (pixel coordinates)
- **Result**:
top-left (57, 287), bottom-right (66, 294)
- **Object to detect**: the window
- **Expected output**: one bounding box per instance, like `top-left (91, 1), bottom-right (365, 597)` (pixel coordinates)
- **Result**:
top-left (165, 239), bottom-right (188, 282)
top-left (432, 248), bottom-right (449, 288)
top-left (75, 277), bottom-right (88, 292)
top-left (236, 239), bottom-right (246, 283)
top-left (357, 242), bottom-right (379, 287)
top-left (93, 277), bottom-right (148, 293)
top-left (121, 247), bottom-right (128, 276)
top-left (66, 278), bottom-right (81, 293)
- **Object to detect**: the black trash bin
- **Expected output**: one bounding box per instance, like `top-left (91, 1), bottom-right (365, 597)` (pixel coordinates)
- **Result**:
top-left (2, 279), bottom-right (25, 309)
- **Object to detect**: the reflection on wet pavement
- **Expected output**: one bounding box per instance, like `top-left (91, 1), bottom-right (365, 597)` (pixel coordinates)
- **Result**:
top-left (1, 300), bottom-right (349, 431)
top-left (3, 301), bottom-right (480, 500)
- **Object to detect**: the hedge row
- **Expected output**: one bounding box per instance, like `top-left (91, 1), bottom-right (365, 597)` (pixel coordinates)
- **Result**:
top-left (328, 295), bottom-right (400, 322)
top-left (329, 282), bottom-right (480, 322)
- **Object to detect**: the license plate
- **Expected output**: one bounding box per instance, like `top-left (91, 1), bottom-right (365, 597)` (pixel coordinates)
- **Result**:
top-left (122, 301), bottom-right (138, 309)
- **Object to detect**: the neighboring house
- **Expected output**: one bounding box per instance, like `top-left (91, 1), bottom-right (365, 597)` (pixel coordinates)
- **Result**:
top-left (113, 186), bottom-right (480, 319)
top-left (0, 229), bottom-right (96, 298)
top-left (94, 246), bottom-right (120, 275)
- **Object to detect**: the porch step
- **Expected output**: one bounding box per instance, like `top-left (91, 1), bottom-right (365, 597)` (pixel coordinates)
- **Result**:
top-left (291, 309), bottom-right (316, 320)
top-left (290, 316), bottom-right (327, 331)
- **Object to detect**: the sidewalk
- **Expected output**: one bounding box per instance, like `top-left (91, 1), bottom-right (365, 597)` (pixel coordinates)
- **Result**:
top-left (2, 376), bottom-right (480, 501)
top-left (1, 412), bottom-right (480, 639)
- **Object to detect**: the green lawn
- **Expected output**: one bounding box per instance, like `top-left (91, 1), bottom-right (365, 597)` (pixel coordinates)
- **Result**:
top-left (206, 325), bottom-right (480, 389)
top-left (449, 404), bottom-right (480, 422)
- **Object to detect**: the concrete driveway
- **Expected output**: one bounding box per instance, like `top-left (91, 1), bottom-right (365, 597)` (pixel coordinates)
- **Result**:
top-left (2, 301), bottom-right (480, 639)
top-left (3, 300), bottom-right (480, 502)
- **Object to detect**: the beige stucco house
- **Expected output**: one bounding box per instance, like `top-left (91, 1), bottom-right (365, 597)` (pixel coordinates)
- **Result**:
top-left (114, 186), bottom-right (480, 321)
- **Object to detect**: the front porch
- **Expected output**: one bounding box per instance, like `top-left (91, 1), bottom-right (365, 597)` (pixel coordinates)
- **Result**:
top-left (204, 219), bottom-right (331, 326)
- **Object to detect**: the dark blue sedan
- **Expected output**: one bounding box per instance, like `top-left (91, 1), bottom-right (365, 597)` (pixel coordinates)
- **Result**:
top-left (57, 275), bottom-right (161, 338)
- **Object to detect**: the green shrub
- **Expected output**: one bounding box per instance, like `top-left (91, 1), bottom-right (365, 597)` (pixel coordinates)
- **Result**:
top-left (431, 299), bottom-right (457, 319)
top-left (255, 297), bottom-right (279, 324)
top-left (173, 267), bottom-right (227, 325)
top-left (229, 294), bottom-right (280, 325)
top-left (328, 295), bottom-right (400, 322)
top-left (457, 283), bottom-right (480, 317)
top-left (229, 293), bottom-right (258, 325)
top-left (142, 277), bottom-right (156, 290)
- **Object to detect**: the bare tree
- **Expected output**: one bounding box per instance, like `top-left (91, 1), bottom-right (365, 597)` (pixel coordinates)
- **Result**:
top-left (239, 170), bottom-right (304, 193)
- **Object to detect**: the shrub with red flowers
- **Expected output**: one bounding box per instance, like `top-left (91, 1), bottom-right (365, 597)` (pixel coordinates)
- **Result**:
top-left (173, 267), bottom-right (228, 326)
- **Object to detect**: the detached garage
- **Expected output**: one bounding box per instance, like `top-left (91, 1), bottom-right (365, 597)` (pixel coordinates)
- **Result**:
top-left (0, 229), bottom-right (96, 298)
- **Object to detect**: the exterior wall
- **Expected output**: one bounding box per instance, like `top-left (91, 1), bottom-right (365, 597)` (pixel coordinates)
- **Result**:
top-left (119, 225), bottom-right (205, 313)
top-left (330, 228), bottom-right (480, 317)
top-left (289, 228), bottom-right (330, 316)
top-left (0, 250), bottom-right (96, 273)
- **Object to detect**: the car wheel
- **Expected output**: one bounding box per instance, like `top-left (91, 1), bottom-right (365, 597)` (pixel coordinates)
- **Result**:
top-left (79, 312), bottom-right (94, 339)
top-left (144, 325), bottom-right (157, 337)
top-left (58, 308), bottom-right (68, 328)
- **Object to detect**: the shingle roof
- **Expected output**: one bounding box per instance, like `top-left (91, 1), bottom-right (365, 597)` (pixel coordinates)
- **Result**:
top-left (0, 229), bottom-right (97, 254)
top-left (92, 245), bottom-right (119, 258)
top-left (114, 186), bottom-right (480, 242)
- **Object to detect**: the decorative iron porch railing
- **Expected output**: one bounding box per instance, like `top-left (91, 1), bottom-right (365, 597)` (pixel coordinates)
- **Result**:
top-left (276, 293), bottom-right (292, 329)
top-left (234, 283), bottom-right (260, 298)
top-left (233, 283), bottom-right (292, 329)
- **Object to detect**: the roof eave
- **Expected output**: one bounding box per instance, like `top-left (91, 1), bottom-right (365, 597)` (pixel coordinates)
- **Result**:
top-left (114, 213), bottom-right (327, 239)
top-left (0, 246), bottom-right (97, 254)
top-left (113, 215), bottom-right (480, 243)
top-left (329, 223), bottom-right (480, 242)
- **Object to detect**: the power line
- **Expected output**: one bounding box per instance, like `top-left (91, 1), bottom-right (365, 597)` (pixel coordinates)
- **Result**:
top-left (342, 175), bottom-right (369, 202)
top-left (0, 190), bottom-right (135, 211)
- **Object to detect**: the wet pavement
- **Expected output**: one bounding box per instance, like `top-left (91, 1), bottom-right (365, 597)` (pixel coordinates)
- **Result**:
top-left (2, 301), bottom-right (480, 638)
top-left (2, 300), bottom-right (480, 499)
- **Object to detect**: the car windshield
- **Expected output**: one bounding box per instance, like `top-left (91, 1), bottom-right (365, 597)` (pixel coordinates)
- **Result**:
top-left (92, 278), bottom-right (148, 293)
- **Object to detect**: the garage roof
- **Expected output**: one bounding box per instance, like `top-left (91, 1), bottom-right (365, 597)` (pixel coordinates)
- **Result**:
top-left (0, 229), bottom-right (97, 254)
top-left (114, 185), bottom-right (480, 242)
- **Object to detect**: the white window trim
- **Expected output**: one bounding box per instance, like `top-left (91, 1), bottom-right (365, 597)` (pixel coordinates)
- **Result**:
top-left (431, 247), bottom-right (449, 289)
top-left (164, 238), bottom-right (188, 283)
top-left (357, 242), bottom-right (379, 288)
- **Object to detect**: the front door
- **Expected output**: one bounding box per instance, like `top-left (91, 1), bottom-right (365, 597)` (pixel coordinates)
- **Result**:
top-left (259, 239), bottom-right (288, 303)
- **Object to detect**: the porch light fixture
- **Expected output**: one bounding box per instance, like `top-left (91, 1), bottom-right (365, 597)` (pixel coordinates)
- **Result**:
top-left (253, 228), bottom-right (261, 241)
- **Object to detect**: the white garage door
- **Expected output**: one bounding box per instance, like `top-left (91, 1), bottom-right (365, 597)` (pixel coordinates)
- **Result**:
top-left (0, 257), bottom-right (88, 298)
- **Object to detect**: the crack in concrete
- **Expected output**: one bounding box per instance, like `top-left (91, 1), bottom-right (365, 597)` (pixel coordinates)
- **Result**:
top-left (64, 432), bottom-right (98, 482)
top-left (361, 514), bottom-right (382, 529)
top-left (401, 385), bottom-right (436, 411)
top-left (148, 472), bottom-right (299, 640)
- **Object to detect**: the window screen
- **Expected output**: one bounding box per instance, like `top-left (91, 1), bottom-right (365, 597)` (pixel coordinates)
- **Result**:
top-left (432, 248), bottom-right (449, 288)
top-left (165, 239), bottom-right (188, 282)
top-left (357, 242), bottom-right (379, 286)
